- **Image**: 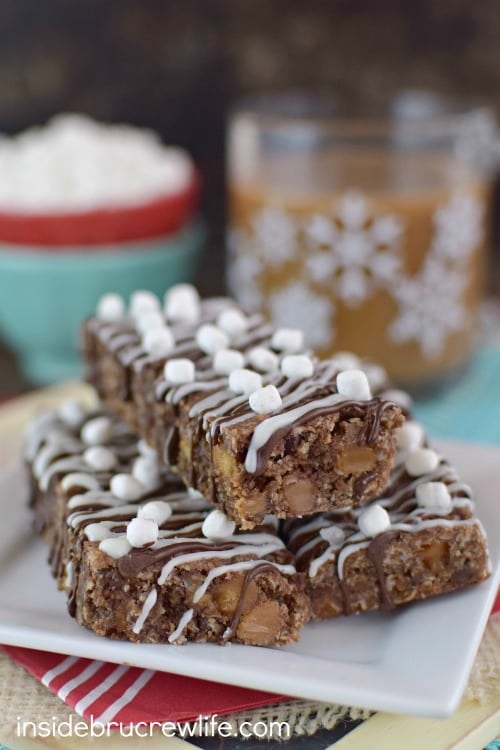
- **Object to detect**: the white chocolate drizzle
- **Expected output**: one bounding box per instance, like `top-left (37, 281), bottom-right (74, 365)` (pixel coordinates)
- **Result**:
top-left (284, 446), bottom-right (489, 605)
top-left (133, 588), bottom-right (158, 635)
top-left (168, 609), bottom-right (194, 643)
top-left (27, 403), bottom-right (298, 645)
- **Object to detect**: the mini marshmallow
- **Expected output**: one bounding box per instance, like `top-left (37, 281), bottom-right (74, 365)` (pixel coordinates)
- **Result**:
top-left (164, 358), bottom-right (195, 384)
top-left (271, 328), bottom-right (304, 353)
top-left (196, 324), bottom-right (230, 355)
top-left (126, 517), bottom-right (159, 548)
top-left (138, 500), bottom-right (172, 525)
top-left (228, 368), bottom-right (262, 396)
top-left (164, 284), bottom-right (200, 324)
top-left (247, 347), bottom-right (279, 373)
top-left (99, 535), bottom-right (132, 559)
top-left (216, 308), bottom-right (248, 339)
top-left (129, 290), bottom-right (160, 318)
top-left (381, 388), bottom-right (413, 410)
top-left (396, 421), bottom-right (425, 453)
top-left (331, 351), bottom-right (361, 371)
top-left (138, 439), bottom-right (157, 458)
top-left (415, 481), bottom-right (452, 511)
top-left (319, 526), bottom-right (345, 547)
top-left (213, 348), bottom-right (245, 375)
top-left (358, 504), bottom-right (391, 537)
top-left (132, 456), bottom-right (161, 490)
top-left (281, 354), bottom-right (314, 379)
top-left (0, 114), bottom-right (194, 212)
top-left (202, 509), bottom-right (236, 540)
top-left (188, 487), bottom-right (206, 502)
top-left (142, 326), bottom-right (174, 357)
top-left (80, 416), bottom-right (113, 445)
top-left (96, 293), bottom-right (125, 323)
top-left (83, 446), bottom-right (117, 471)
top-left (249, 384), bottom-right (283, 415)
top-left (85, 523), bottom-right (113, 542)
top-left (135, 309), bottom-right (165, 335)
top-left (336, 369), bottom-right (372, 401)
top-left (110, 473), bottom-right (144, 501)
top-left (57, 400), bottom-right (85, 428)
top-left (405, 448), bottom-right (440, 477)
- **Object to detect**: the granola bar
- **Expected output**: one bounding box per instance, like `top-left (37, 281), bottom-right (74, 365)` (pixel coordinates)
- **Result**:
top-left (283, 420), bottom-right (491, 617)
top-left (26, 403), bottom-right (310, 646)
top-left (82, 286), bottom-right (404, 528)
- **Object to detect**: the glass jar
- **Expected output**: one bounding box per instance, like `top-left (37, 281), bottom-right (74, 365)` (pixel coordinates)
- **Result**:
top-left (226, 92), bottom-right (496, 391)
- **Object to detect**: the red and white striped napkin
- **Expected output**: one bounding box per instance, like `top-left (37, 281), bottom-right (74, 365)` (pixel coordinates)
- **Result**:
top-left (2, 645), bottom-right (287, 724)
top-left (3, 593), bottom-right (498, 726)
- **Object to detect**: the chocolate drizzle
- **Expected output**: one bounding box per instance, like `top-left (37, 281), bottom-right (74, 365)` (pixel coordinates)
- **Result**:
top-left (366, 530), bottom-right (399, 610)
top-left (117, 541), bottom-right (238, 578)
top-left (285, 444), bottom-right (479, 618)
top-left (247, 398), bottom-right (391, 477)
top-left (158, 353), bottom-right (400, 486)
top-left (28, 403), bottom-right (301, 644)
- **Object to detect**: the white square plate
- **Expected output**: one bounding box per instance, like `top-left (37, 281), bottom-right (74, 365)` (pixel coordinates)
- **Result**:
top-left (0, 440), bottom-right (498, 718)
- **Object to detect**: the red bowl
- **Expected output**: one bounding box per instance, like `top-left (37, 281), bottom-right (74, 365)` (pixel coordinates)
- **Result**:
top-left (0, 171), bottom-right (200, 248)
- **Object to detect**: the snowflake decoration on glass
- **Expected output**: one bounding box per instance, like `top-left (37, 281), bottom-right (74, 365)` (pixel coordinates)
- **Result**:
top-left (251, 207), bottom-right (299, 266)
top-left (268, 281), bottom-right (334, 348)
top-left (431, 191), bottom-right (484, 263)
top-left (304, 190), bottom-right (404, 308)
top-left (226, 227), bottom-right (263, 312)
top-left (388, 256), bottom-right (468, 359)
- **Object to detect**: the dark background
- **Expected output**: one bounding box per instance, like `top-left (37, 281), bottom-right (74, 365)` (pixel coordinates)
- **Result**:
top-left (2, 0), bottom-right (500, 291)
top-left (1, 0), bottom-right (500, 388)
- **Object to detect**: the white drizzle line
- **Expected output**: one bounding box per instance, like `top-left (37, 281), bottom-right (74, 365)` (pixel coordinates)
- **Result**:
top-left (24, 412), bottom-right (60, 461)
top-left (188, 388), bottom-right (237, 418)
top-left (376, 465), bottom-right (472, 513)
top-left (69, 504), bottom-right (140, 530)
top-left (169, 379), bottom-right (227, 408)
top-left (168, 609), bottom-right (195, 643)
top-left (33, 439), bottom-right (82, 478)
top-left (245, 393), bottom-right (344, 473)
top-left (60, 471), bottom-right (101, 493)
top-left (29, 405), bottom-right (299, 645)
top-left (68, 491), bottom-right (118, 512)
top-left (337, 540), bottom-right (371, 580)
top-left (40, 457), bottom-right (90, 490)
top-left (286, 516), bottom-right (333, 545)
top-left (151, 531), bottom-right (282, 552)
top-left (133, 588), bottom-right (158, 634)
top-left (308, 546), bottom-right (337, 579)
top-left (193, 559), bottom-right (295, 603)
top-left (170, 559), bottom-right (296, 644)
top-left (158, 542), bottom-right (283, 585)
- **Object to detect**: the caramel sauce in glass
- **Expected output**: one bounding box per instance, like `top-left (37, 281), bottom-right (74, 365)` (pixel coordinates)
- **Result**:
top-left (228, 113), bottom-right (492, 390)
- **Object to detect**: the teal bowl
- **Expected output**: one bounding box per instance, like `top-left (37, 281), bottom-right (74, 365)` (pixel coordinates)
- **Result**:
top-left (0, 220), bottom-right (205, 384)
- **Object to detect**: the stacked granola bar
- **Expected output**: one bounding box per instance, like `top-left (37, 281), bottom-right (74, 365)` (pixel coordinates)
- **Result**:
top-left (25, 284), bottom-right (491, 647)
